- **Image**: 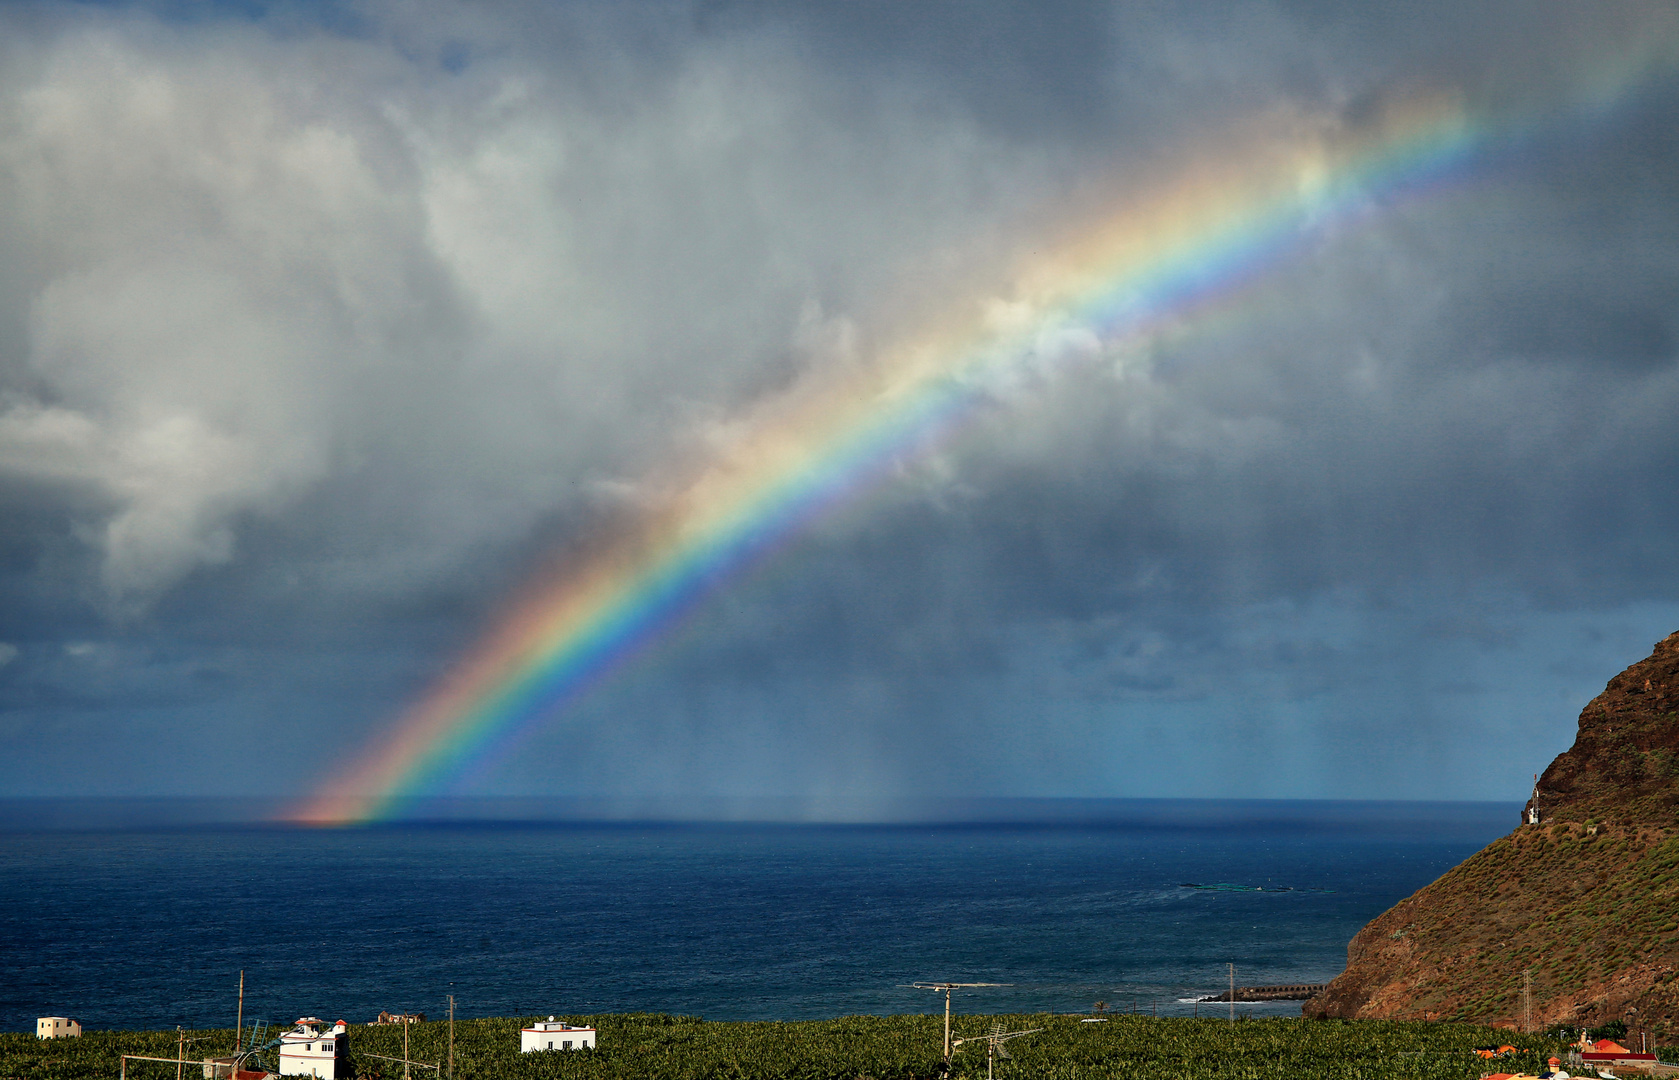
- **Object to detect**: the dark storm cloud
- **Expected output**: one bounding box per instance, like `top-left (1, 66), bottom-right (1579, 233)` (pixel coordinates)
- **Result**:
top-left (0, 0), bottom-right (1676, 803)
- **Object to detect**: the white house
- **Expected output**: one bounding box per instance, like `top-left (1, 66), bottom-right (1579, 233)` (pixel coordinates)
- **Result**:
top-left (521, 1017), bottom-right (596, 1052)
top-left (278, 1017), bottom-right (349, 1080)
top-left (37, 1017), bottom-right (81, 1039)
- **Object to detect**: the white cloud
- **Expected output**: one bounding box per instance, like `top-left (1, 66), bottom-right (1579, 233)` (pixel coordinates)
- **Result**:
top-left (0, 9), bottom-right (1056, 615)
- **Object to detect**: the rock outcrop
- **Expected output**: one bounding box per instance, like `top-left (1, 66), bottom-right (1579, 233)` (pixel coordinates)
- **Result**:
top-left (1305, 631), bottom-right (1679, 1037)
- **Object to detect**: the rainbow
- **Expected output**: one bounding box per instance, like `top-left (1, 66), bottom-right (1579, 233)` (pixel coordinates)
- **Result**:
top-left (294, 52), bottom-right (1673, 825)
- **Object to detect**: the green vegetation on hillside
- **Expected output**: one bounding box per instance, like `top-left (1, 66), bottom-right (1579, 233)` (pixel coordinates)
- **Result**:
top-left (1349, 821), bottom-right (1679, 1027)
top-left (1307, 632), bottom-right (1679, 1028)
top-left (3, 1013), bottom-right (1560, 1080)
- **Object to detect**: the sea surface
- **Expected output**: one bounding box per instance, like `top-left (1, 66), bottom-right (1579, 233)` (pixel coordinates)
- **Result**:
top-left (0, 800), bottom-right (1516, 1033)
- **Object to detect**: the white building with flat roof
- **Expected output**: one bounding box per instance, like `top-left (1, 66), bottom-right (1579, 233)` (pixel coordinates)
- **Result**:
top-left (37, 1017), bottom-right (80, 1039)
top-left (278, 1017), bottom-right (349, 1079)
top-left (521, 1017), bottom-right (596, 1052)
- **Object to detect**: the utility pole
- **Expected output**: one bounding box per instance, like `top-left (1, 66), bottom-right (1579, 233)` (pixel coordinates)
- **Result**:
top-left (448, 995), bottom-right (455, 1080)
top-left (942, 990), bottom-right (952, 1071)
top-left (177, 1027), bottom-right (185, 1080)
top-left (1229, 964), bottom-right (1236, 1023)
top-left (1523, 969), bottom-right (1533, 1034)
top-left (236, 970), bottom-right (245, 1056)
top-left (911, 982), bottom-right (1005, 1075)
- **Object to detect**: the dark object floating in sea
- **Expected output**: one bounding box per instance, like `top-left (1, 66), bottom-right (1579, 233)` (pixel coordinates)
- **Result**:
top-left (1178, 883), bottom-right (1335, 893)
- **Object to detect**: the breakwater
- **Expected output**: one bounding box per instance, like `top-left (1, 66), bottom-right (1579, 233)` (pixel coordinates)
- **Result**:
top-left (1200, 985), bottom-right (1327, 1002)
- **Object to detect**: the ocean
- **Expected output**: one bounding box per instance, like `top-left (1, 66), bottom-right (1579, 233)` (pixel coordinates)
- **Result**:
top-left (0, 800), bottom-right (1515, 1033)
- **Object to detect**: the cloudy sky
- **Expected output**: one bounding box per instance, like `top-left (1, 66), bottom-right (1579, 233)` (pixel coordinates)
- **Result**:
top-left (1, 0), bottom-right (1677, 810)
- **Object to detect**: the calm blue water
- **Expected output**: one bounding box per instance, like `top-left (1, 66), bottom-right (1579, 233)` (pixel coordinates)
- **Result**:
top-left (0, 802), bottom-right (1514, 1033)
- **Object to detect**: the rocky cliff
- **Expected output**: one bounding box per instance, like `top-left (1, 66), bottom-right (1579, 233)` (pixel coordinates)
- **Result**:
top-left (1305, 631), bottom-right (1679, 1036)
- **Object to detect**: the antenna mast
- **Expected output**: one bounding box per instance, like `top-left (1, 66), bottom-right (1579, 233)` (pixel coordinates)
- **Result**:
top-left (952, 1023), bottom-right (1042, 1080)
top-left (911, 982), bottom-right (1007, 1074)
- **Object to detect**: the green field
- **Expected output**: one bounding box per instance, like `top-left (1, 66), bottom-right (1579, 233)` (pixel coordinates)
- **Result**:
top-left (3, 1013), bottom-right (1560, 1080)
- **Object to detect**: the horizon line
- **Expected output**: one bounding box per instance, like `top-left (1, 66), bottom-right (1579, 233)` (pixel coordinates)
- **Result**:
top-left (0, 793), bottom-right (1524, 833)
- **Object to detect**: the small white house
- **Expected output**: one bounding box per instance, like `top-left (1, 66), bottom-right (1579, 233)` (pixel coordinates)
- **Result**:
top-left (278, 1017), bottom-right (349, 1080)
top-left (37, 1017), bottom-right (81, 1039)
top-left (521, 1017), bottom-right (596, 1052)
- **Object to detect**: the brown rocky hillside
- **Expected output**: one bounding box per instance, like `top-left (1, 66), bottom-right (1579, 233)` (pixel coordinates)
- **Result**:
top-left (1305, 630), bottom-right (1679, 1036)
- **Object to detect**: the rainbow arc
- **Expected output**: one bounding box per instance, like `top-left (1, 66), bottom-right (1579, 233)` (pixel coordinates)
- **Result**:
top-left (293, 52), bottom-right (1674, 826)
